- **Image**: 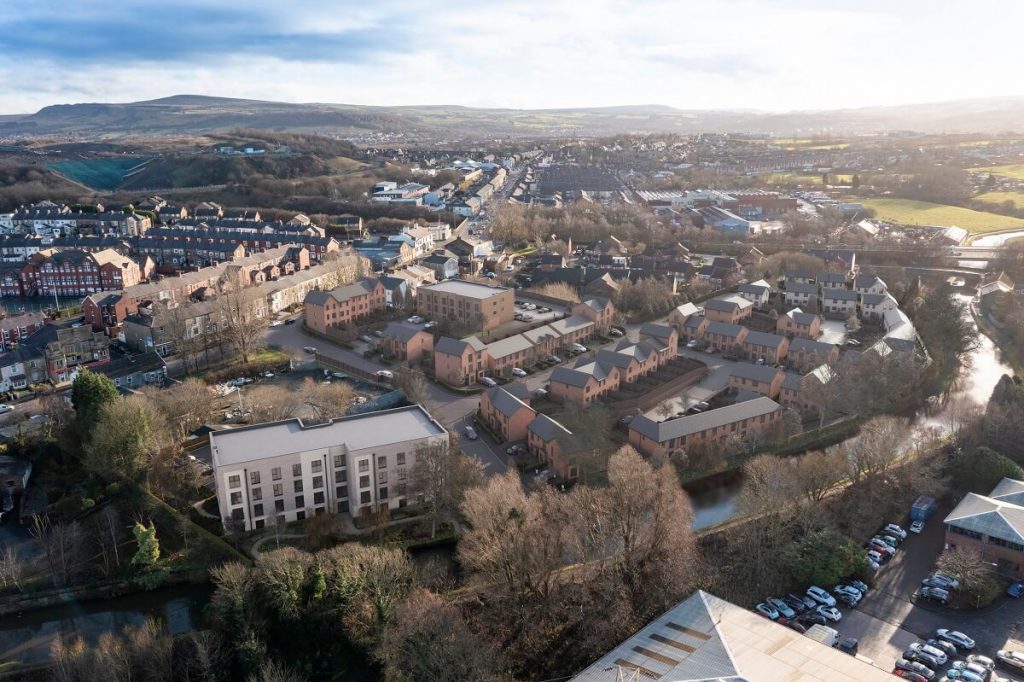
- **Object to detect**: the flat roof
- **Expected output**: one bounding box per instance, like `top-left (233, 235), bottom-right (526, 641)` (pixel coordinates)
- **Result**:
top-left (210, 405), bottom-right (446, 467)
top-left (420, 279), bottom-right (509, 299)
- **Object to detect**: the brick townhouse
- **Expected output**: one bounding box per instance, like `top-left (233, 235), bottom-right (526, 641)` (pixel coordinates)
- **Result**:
top-left (776, 308), bottom-right (821, 339)
top-left (0, 312), bottom-right (47, 352)
top-left (479, 384), bottom-right (536, 441)
top-left (628, 397), bottom-right (782, 459)
top-left (10, 248), bottom-right (142, 298)
top-left (303, 278), bottom-right (387, 334)
top-left (416, 280), bottom-right (514, 332)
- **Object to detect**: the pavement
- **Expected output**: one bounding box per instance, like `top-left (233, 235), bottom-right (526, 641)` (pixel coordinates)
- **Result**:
top-left (812, 508), bottom-right (1024, 677)
top-left (642, 346), bottom-right (736, 419)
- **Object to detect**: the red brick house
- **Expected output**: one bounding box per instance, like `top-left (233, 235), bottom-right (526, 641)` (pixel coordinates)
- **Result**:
top-left (303, 278), bottom-right (387, 334)
top-left (83, 292), bottom-right (138, 336)
top-left (14, 249), bottom-right (142, 298)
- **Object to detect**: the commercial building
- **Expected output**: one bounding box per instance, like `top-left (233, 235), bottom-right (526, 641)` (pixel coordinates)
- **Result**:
top-left (628, 397), bottom-right (781, 458)
top-left (571, 590), bottom-right (895, 682)
top-left (944, 477), bottom-right (1024, 578)
top-left (210, 405), bottom-right (448, 531)
top-left (416, 280), bottom-right (514, 332)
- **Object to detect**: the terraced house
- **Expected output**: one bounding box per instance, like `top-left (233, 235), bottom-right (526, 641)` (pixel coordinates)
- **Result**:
top-left (729, 364), bottom-right (785, 399)
top-left (479, 384), bottom-right (536, 441)
top-left (775, 308), bottom-right (821, 339)
top-left (550, 359), bottom-right (621, 406)
top-left (8, 248), bottom-right (143, 298)
top-left (741, 330), bottom-right (789, 365)
top-left (416, 280), bottom-right (514, 332)
top-left (627, 397), bottom-right (782, 458)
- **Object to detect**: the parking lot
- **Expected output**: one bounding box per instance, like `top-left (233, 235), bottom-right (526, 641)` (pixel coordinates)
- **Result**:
top-left (783, 508), bottom-right (1024, 678)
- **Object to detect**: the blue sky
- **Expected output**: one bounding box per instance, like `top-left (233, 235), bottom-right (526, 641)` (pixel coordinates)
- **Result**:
top-left (0, 0), bottom-right (1018, 114)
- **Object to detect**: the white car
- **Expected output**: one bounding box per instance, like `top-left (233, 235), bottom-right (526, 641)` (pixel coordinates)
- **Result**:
top-left (0, 404), bottom-right (12, 413)
top-left (478, 377), bottom-right (497, 388)
top-left (936, 629), bottom-right (975, 650)
top-left (464, 426), bottom-right (478, 440)
top-left (269, 320), bottom-right (283, 327)
top-left (833, 584), bottom-right (862, 603)
top-left (997, 650), bottom-right (1024, 670)
top-left (815, 604), bottom-right (841, 622)
top-left (609, 328), bottom-right (624, 337)
top-left (375, 370), bottom-right (394, 380)
top-left (910, 519), bottom-right (925, 533)
top-left (407, 315), bottom-right (425, 324)
top-left (686, 339), bottom-right (698, 348)
top-left (908, 642), bottom-right (947, 666)
top-left (511, 368), bottom-right (527, 377)
top-left (806, 586), bottom-right (835, 607)
top-left (951, 661), bottom-right (990, 678)
top-left (929, 573), bottom-right (961, 590)
top-left (884, 523), bottom-right (908, 539)
top-left (965, 655), bottom-right (994, 671)
top-left (571, 343), bottom-right (588, 353)
top-left (303, 346), bottom-right (317, 353)
top-left (423, 321), bottom-right (438, 329)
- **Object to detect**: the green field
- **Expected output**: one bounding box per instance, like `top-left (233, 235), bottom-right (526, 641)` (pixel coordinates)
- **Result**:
top-left (48, 157), bottom-right (150, 190)
top-left (859, 197), bottom-right (1024, 233)
top-left (968, 164), bottom-right (1024, 180)
top-left (974, 190), bottom-right (1024, 206)
top-left (763, 172), bottom-right (854, 186)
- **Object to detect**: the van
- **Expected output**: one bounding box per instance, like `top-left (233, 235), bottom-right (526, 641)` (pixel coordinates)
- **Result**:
top-left (804, 624), bottom-right (840, 648)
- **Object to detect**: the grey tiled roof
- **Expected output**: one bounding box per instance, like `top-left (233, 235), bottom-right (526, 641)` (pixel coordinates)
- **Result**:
top-left (528, 413), bottom-right (571, 442)
top-left (629, 397), bottom-right (781, 443)
top-left (730, 363), bottom-right (782, 384)
top-left (485, 386), bottom-right (533, 418)
top-left (743, 330), bottom-right (785, 348)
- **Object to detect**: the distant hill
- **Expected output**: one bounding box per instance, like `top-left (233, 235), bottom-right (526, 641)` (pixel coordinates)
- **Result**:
top-left (4, 95), bottom-right (1024, 138)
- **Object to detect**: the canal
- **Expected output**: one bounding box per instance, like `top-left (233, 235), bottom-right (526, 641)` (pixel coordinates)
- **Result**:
top-left (688, 294), bottom-right (1015, 530)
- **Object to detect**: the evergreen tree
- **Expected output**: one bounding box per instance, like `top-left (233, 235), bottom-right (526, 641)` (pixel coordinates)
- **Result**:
top-left (71, 368), bottom-right (119, 438)
top-left (131, 522), bottom-right (160, 567)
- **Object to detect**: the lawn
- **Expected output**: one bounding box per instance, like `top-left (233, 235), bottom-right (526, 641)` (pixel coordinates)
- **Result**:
top-left (973, 190), bottom-right (1024, 206)
top-left (968, 164), bottom-right (1024, 180)
top-left (858, 197), bottom-right (1024, 233)
top-left (48, 157), bottom-right (150, 190)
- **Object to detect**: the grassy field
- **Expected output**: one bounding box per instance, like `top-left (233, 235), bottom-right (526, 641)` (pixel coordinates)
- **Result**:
top-left (968, 164), bottom-right (1024, 180)
top-left (858, 197), bottom-right (1024, 233)
top-left (974, 190), bottom-right (1024, 206)
top-left (763, 172), bottom-right (854, 186)
top-left (48, 157), bottom-right (149, 190)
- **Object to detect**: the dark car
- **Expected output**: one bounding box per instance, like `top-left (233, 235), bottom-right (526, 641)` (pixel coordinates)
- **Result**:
top-left (925, 639), bottom-right (957, 659)
top-left (788, 592), bottom-right (817, 610)
top-left (837, 638), bottom-right (859, 656)
top-left (779, 618), bottom-right (806, 634)
top-left (284, 318), bottom-right (296, 325)
top-left (797, 613), bottom-right (827, 626)
top-left (782, 594), bottom-right (808, 614)
top-left (904, 648), bottom-right (943, 670)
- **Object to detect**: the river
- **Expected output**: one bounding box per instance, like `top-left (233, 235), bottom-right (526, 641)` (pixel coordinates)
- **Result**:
top-left (688, 293), bottom-right (1015, 530)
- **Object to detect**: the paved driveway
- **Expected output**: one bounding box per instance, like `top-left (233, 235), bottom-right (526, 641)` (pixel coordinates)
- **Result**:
top-left (642, 347), bottom-right (736, 419)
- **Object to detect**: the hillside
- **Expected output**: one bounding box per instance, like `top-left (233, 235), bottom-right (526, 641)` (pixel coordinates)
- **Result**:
top-left (6, 95), bottom-right (1024, 138)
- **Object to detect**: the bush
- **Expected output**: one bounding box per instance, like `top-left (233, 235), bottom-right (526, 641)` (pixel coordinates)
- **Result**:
top-left (784, 530), bottom-right (867, 587)
top-left (81, 498), bottom-right (95, 510)
top-left (952, 446), bottom-right (1024, 494)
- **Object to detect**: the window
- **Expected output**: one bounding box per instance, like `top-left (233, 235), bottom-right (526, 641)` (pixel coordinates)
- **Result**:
top-left (338, 500), bottom-right (349, 513)
top-left (397, 467), bottom-right (406, 481)
top-left (275, 499), bottom-right (285, 512)
top-left (358, 460), bottom-right (369, 473)
top-left (359, 475), bottom-right (370, 488)
top-left (378, 471), bottom-right (388, 485)
top-left (249, 471), bottom-right (260, 485)
top-left (292, 463), bottom-right (302, 477)
top-left (294, 495), bottom-right (305, 508)
top-left (335, 469), bottom-right (347, 483)
top-left (379, 487), bottom-right (388, 500)
top-left (336, 485), bottom-right (348, 499)
top-left (396, 452), bottom-right (406, 466)
top-left (230, 492), bottom-right (242, 505)
top-left (311, 460), bottom-right (322, 473)
top-left (313, 492), bottom-right (324, 505)
top-left (333, 454), bottom-right (345, 468)
top-left (296, 510), bottom-right (306, 521)
top-left (360, 491), bottom-right (371, 504)
top-left (253, 503), bottom-right (264, 517)
top-left (251, 488), bottom-right (262, 501)
top-left (312, 475), bottom-right (323, 489)
top-left (293, 480), bottom-right (304, 493)
top-left (228, 475), bottom-right (241, 489)
top-left (377, 455), bottom-right (387, 469)
top-left (254, 519), bottom-right (265, 529)
top-left (273, 483), bottom-right (283, 497)
top-left (397, 483), bottom-right (407, 497)
top-left (272, 467), bottom-right (281, 481)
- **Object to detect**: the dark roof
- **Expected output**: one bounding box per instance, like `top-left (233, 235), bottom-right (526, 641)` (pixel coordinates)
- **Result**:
top-left (527, 413), bottom-right (572, 441)
top-left (730, 363), bottom-right (782, 384)
top-left (630, 398), bottom-right (781, 443)
top-left (785, 282), bottom-right (818, 295)
top-left (743, 330), bottom-right (786, 347)
top-left (484, 386), bottom-right (533, 417)
top-left (92, 351), bottom-right (167, 380)
top-left (639, 322), bottom-right (674, 340)
top-left (705, 321), bottom-right (745, 337)
top-left (821, 287), bottom-right (858, 302)
top-left (382, 322), bottom-right (426, 343)
top-left (789, 337), bottom-right (836, 354)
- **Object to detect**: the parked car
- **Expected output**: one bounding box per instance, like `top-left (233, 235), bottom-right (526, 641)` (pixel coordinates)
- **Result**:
top-left (909, 519), bottom-right (925, 533)
top-left (943, 669), bottom-right (984, 682)
top-left (806, 586), bottom-right (836, 607)
top-left (840, 578), bottom-right (869, 594)
top-left (571, 343), bottom-right (588, 353)
top-left (781, 618), bottom-right (806, 634)
top-left (908, 642), bottom-right (948, 666)
top-left (929, 573), bottom-right (961, 591)
top-left (407, 315), bottom-right (425, 324)
top-left (375, 370), bottom-right (394, 381)
top-left (766, 597), bottom-right (795, 619)
top-left (464, 426), bottom-right (478, 440)
top-left (936, 629), bottom-right (975, 650)
top-left (548, 355), bottom-right (562, 364)
top-left (797, 612), bottom-right (827, 626)
top-left (894, 658), bottom-right (935, 680)
top-left (303, 346), bottom-right (317, 353)
top-left (423, 321), bottom-right (438, 329)
top-left (686, 339), bottom-right (698, 348)
top-left (1007, 581), bottom-right (1024, 598)
top-left (837, 637), bottom-right (859, 656)
top-left (877, 534), bottom-right (901, 547)
top-left (784, 593), bottom-right (813, 612)
top-left (834, 591), bottom-right (859, 608)
top-left (284, 318), bottom-right (296, 325)
top-left (892, 670), bottom-right (929, 682)
top-left (965, 655), bottom-right (995, 671)
top-left (997, 650), bottom-right (1024, 671)
top-left (921, 576), bottom-right (954, 591)
top-left (866, 550), bottom-right (886, 565)
top-left (833, 584), bottom-right (862, 603)
top-left (521, 313), bottom-right (534, 321)
top-left (916, 586), bottom-right (950, 605)
top-left (511, 368), bottom-right (527, 377)
top-left (950, 661), bottom-right (990, 680)
top-left (866, 557), bottom-right (880, 571)
top-left (885, 523), bottom-right (908, 539)
top-left (534, 388), bottom-right (548, 398)
top-left (359, 335), bottom-right (375, 344)
top-left (754, 602), bottom-right (779, 620)
top-left (479, 377), bottom-right (497, 388)
top-left (904, 648), bottom-right (943, 670)
top-left (925, 639), bottom-right (958, 659)
top-left (815, 604), bottom-right (841, 622)
top-left (538, 307), bottom-right (551, 313)
top-left (609, 328), bottom-right (624, 337)
top-left (373, 329), bottom-right (385, 337)
top-left (269, 320), bottom-right (283, 327)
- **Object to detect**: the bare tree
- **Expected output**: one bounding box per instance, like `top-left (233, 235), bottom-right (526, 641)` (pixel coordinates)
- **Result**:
top-left (0, 546), bottom-right (25, 591)
top-left (411, 438), bottom-right (484, 538)
top-left (141, 378), bottom-right (218, 442)
top-left (393, 367), bottom-right (429, 405)
top-left (842, 415), bottom-right (909, 482)
top-left (93, 505), bottom-right (123, 576)
top-left (30, 515), bottom-right (84, 587)
top-left (299, 377), bottom-right (356, 424)
top-left (217, 287), bottom-right (268, 365)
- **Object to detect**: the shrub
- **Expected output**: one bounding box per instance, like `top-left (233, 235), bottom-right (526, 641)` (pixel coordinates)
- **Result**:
top-left (81, 498), bottom-right (95, 510)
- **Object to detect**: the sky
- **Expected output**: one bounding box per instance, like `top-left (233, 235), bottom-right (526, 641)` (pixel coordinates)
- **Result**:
top-left (0, 0), bottom-right (1018, 114)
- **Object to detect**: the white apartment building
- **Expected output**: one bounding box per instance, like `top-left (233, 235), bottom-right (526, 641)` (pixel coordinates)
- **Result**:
top-left (210, 405), bottom-right (449, 531)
